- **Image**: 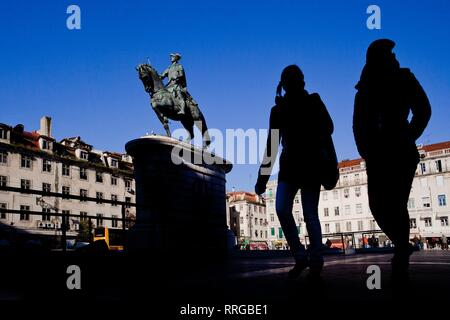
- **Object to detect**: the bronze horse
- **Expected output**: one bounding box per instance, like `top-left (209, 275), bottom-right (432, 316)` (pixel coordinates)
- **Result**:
top-left (136, 63), bottom-right (211, 148)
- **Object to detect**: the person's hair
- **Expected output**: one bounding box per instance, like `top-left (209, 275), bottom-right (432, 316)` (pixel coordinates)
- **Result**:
top-left (276, 65), bottom-right (304, 96)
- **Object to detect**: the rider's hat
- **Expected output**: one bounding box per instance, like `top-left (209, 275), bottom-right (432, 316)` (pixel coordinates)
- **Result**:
top-left (170, 53), bottom-right (182, 61)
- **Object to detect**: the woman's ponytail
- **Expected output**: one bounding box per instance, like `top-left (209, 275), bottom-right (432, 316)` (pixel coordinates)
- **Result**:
top-left (276, 81), bottom-right (283, 97)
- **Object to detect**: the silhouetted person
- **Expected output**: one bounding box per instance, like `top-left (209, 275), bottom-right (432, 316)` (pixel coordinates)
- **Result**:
top-left (255, 65), bottom-right (334, 279)
top-left (353, 39), bottom-right (431, 280)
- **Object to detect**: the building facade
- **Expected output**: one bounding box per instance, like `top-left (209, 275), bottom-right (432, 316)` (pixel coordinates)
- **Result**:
top-left (226, 191), bottom-right (268, 248)
top-left (0, 117), bottom-right (136, 238)
top-left (264, 141), bottom-right (450, 248)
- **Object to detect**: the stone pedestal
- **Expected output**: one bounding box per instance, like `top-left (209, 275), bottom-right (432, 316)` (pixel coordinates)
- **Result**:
top-left (125, 136), bottom-right (232, 257)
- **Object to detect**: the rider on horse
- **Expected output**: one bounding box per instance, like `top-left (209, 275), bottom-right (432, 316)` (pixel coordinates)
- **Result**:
top-left (160, 53), bottom-right (198, 117)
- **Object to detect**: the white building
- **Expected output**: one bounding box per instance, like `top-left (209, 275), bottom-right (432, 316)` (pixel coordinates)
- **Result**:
top-left (226, 191), bottom-right (268, 248)
top-left (0, 116), bottom-right (136, 239)
top-left (265, 142), bottom-right (450, 249)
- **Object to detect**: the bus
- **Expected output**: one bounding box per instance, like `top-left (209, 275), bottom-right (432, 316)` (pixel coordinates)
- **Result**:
top-left (93, 227), bottom-right (125, 251)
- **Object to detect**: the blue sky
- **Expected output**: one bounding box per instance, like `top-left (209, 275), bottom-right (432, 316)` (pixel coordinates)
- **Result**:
top-left (1, 1), bottom-right (449, 191)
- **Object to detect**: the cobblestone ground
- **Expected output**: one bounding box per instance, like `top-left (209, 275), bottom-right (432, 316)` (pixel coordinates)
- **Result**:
top-left (1, 250), bottom-right (449, 317)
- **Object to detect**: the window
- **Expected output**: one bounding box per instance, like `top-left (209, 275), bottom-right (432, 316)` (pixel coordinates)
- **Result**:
top-left (96, 214), bottom-right (104, 226)
top-left (260, 218), bottom-right (263, 226)
top-left (80, 151), bottom-right (89, 160)
top-left (422, 197), bottom-right (431, 208)
top-left (324, 223), bottom-right (330, 233)
top-left (409, 218), bottom-right (417, 229)
top-left (111, 194), bottom-right (118, 206)
top-left (62, 164), bottom-right (70, 176)
top-left (324, 208), bottom-right (329, 217)
top-left (333, 190), bottom-right (339, 200)
top-left (344, 189), bottom-right (349, 198)
top-left (370, 220), bottom-right (377, 230)
top-left (240, 217), bottom-right (244, 224)
top-left (271, 227), bottom-right (275, 236)
top-left (96, 192), bottom-right (104, 204)
top-left (42, 183), bottom-right (51, 194)
top-left (42, 159), bottom-right (52, 172)
top-left (0, 175), bottom-right (7, 187)
top-left (111, 159), bottom-right (118, 168)
top-left (80, 212), bottom-right (88, 222)
top-left (357, 220), bottom-right (364, 231)
top-left (342, 175), bottom-right (349, 186)
top-left (424, 217), bottom-right (432, 227)
top-left (0, 151), bottom-right (7, 164)
top-left (270, 214), bottom-right (274, 222)
top-left (111, 176), bottom-right (118, 186)
top-left (438, 194), bottom-right (447, 207)
top-left (0, 203), bottom-right (7, 219)
top-left (334, 206), bottom-right (340, 216)
top-left (42, 140), bottom-right (51, 150)
top-left (254, 218), bottom-right (258, 225)
top-left (42, 208), bottom-right (51, 221)
top-left (355, 187), bottom-right (361, 197)
top-left (21, 179), bottom-right (31, 190)
top-left (441, 217), bottom-right (449, 227)
top-left (265, 230), bottom-right (268, 238)
top-left (420, 163), bottom-right (426, 174)
top-left (407, 198), bottom-right (415, 209)
top-left (0, 128), bottom-right (7, 139)
top-left (125, 179), bottom-right (131, 189)
top-left (356, 203), bottom-right (363, 214)
top-left (346, 221), bottom-right (352, 232)
top-left (354, 173), bottom-right (360, 185)
top-left (240, 230), bottom-right (245, 237)
top-left (80, 189), bottom-right (88, 202)
top-left (20, 155), bottom-right (32, 168)
top-left (335, 222), bottom-right (341, 233)
top-left (322, 192), bottom-right (328, 201)
top-left (125, 197), bottom-right (131, 208)
top-left (20, 205), bottom-right (30, 220)
top-left (112, 215), bottom-right (118, 228)
top-left (278, 227), bottom-right (283, 239)
top-left (96, 172), bottom-right (103, 183)
top-left (345, 205), bottom-right (350, 215)
top-left (80, 167), bottom-right (88, 180)
top-left (294, 197), bottom-right (299, 204)
top-left (435, 160), bottom-right (443, 173)
top-left (62, 186), bottom-right (70, 199)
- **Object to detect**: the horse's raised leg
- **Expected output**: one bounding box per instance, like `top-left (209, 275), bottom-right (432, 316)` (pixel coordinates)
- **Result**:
top-left (152, 104), bottom-right (171, 137)
top-left (187, 102), bottom-right (211, 149)
top-left (180, 117), bottom-right (194, 144)
top-left (195, 111), bottom-right (211, 148)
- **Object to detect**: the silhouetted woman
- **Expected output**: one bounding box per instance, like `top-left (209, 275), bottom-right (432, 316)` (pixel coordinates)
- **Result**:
top-left (353, 39), bottom-right (431, 281)
top-left (255, 65), bottom-right (333, 279)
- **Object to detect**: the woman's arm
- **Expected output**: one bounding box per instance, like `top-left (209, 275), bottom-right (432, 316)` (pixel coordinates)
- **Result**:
top-left (255, 107), bottom-right (281, 195)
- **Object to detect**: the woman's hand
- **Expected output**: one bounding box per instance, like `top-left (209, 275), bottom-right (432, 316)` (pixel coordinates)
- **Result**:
top-left (254, 180), bottom-right (266, 195)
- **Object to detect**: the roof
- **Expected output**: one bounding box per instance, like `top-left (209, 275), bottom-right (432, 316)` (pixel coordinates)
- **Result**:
top-left (338, 158), bottom-right (364, 169)
top-left (227, 191), bottom-right (265, 205)
top-left (0, 120), bottom-right (133, 174)
top-left (421, 141), bottom-right (450, 153)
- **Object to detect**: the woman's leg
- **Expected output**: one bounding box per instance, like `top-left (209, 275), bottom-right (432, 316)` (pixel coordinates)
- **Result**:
top-left (276, 181), bottom-right (307, 262)
top-left (301, 184), bottom-right (323, 267)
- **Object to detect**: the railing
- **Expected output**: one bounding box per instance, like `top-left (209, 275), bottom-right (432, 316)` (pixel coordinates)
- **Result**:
top-left (0, 185), bottom-right (136, 252)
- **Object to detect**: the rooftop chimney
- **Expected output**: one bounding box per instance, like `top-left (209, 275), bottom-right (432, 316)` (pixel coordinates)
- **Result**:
top-left (38, 116), bottom-right (52, 137)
